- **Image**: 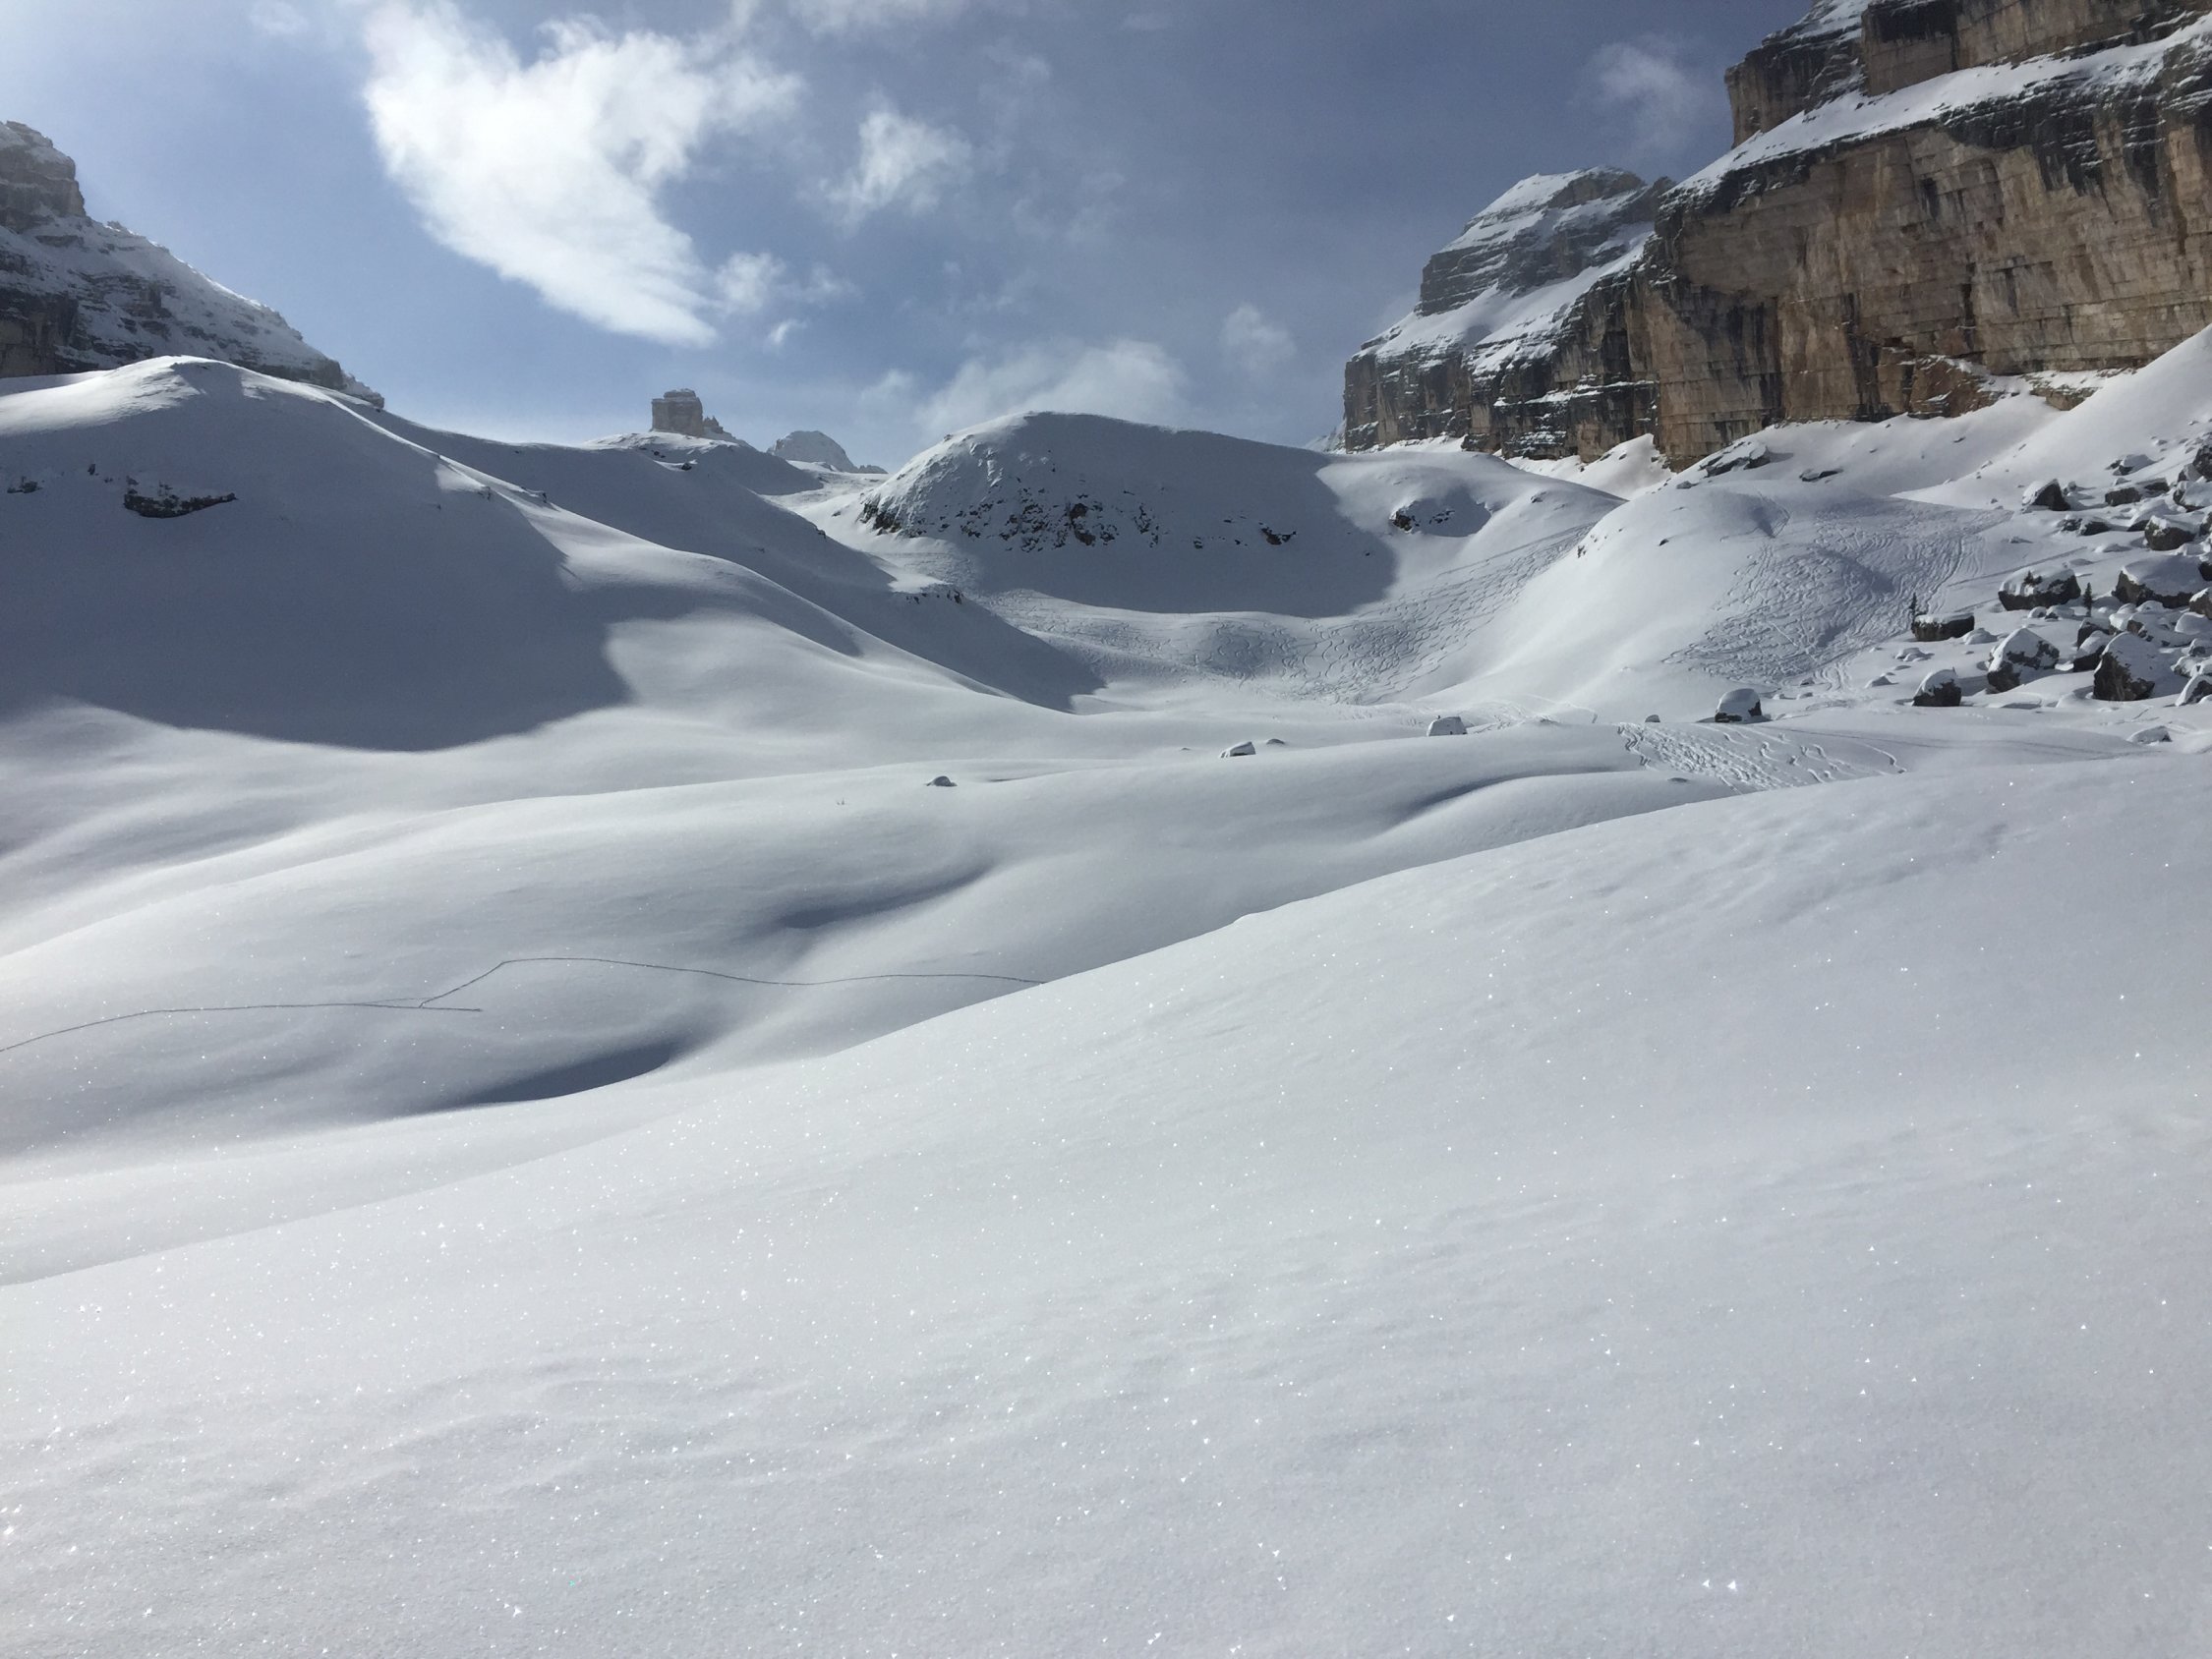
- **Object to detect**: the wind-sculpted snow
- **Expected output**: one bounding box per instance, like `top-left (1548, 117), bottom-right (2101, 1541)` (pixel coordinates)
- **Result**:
top-left (4, 341), bottom-right (2212, 1658)
top-left (7, 755), bottom-right (2207, 1657)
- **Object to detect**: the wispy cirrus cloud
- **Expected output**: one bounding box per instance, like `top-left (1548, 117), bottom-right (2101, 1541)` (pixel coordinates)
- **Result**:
top-left (360, 1), bottom-right (800, 345)
top-left (1582, 36), bottom-right (1725, 170)
top-left (887, 337), bottom-right (1188, 437)
top-left (829, 107), bottom-right (974, 223)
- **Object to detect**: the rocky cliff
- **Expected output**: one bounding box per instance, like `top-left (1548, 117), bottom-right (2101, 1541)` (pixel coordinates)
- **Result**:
top-left (1342, 170), bottom-right (1668, 454)
top-left (1347, 0), bottom-right (2212, 465)
top-left (0, 122), bottom-right (375, 401)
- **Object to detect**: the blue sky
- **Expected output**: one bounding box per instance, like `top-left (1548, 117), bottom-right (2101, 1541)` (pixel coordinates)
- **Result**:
top-left (6, 0), bottom-right (1811, 463)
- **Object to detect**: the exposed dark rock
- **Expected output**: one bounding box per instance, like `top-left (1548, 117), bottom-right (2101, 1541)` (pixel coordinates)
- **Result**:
top-left (1912, 609), bottom-right (1977, 642)
top-left (2093, 631), bottom-right (2170, 700)
top-left (122, 486), bottom-right (236, 519)
top-left (1913, 669), bottom-right (1964, 707)
top-left (2117, 555), bottom-right (2206, 606)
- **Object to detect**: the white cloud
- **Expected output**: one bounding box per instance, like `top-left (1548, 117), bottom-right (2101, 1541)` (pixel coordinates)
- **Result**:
top-left (1220, 304), bottom-right (1294, 377)
top-left (907, 338), bottom-right (1187, 435)
top-left (830, 108), bottom-right (974, 223)
top-left (1584, 37), bottom-right (1722, 168)
top-left (360, 2), bottom-right (799, 346)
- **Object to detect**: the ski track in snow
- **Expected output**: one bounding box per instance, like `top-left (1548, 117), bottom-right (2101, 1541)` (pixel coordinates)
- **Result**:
top-left (1666, 493), bottom-right (2006, 688)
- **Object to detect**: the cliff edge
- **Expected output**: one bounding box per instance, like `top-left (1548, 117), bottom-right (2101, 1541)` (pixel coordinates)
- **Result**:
top-left (0, 122), bottom-right (377, 403)
top-left (1347, 0), bottom-right (2212, 465)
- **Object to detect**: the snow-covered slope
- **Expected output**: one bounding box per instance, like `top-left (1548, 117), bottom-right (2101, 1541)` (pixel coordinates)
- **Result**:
top-left (10, 750), bottom-right (2206, 1657)
top-left (0, 123), bottom-right (372, 400)
top-left (5, 329), bottom-right (2212, 1657)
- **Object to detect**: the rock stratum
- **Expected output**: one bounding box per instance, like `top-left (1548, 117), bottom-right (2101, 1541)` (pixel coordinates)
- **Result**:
top-left (1346, 0), bottom-right (2212, 465)
top-left (0, 122), bottom-right (375, 402)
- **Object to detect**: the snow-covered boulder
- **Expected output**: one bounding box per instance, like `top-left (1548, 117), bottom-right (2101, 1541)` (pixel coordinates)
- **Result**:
top-left (2093, 632), bottom-right (2173, 703)
top-left (1427, 715), bottom-right (1469, 737)
top-left (1222, 741), bottom-right (1258, 758)
top-left (1985, 628), bottom-right (2061, 692)
top-left (925, 775), bottom-right (957, 788)
top-left (2116, 555), bottom-right (2206, 608)
top-left (2181, 671), bottom-right (2212, 708)
top-left (2024, 480), bottom-right (2072, 513)
top-left (2130, 724), bottom-right (2173, 745)
top-left (1911, 609), bottom-right (1976, 643)
top-left (2139, 514), bottom-right (2198, 552)
top-left (1999, 569), bottom-right (2080, 611)
top-left (1713, 688), bottom-right (1765, 724)
top-left (1912, 669), bottom-right (1963, 708)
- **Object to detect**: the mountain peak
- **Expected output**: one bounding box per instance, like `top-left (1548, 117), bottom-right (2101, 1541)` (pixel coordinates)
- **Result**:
top-left (0, 121), bottom-right (377, 403)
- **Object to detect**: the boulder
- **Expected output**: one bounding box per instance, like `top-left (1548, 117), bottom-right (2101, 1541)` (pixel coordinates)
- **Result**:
top-left (1713, 688), bottom-right (1765, 724)
top-left (1427, 715), bottom-right (1469, 737)
top-left (2140, 517), bottom-right (2197, 552)
top-left (2025, 480), bottom-right (2071, 513)
top-left (1222, 741), bottom-right (1258, 758)
top-left (1912, 669), bottom-right (1962, 709)
top-left (1999, 569), bottom-right (2080, 611)
top-left (1911, 609), bottom-right (1976, 643)
top-left (2116, 555), bottom-right (2205, 608)
top-left (2093, 632), bottom-right (2170, 703)
top-left (2181, 671), bottom-right (2212, 708)
top-left (2105, 485), bottom-right (2145, 507)
top-left (924, 774), bottom-right (957, 787)
top-left (1985, 628), bottom-right (2061, 692)
top-left (2129, 725), bottom-right (2172, 745)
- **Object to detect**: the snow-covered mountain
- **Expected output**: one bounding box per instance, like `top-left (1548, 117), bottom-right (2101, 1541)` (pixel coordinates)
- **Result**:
top-left (5, 331), bottom-right (2211, 1655)
top-left (1343, 169), bottom-right (1664, 453)
top-left (0, 123), bottom-right (374, 401)
top-left (8, 32), bottom-right (2212, 1651)
top-left (1347, 0), bottom-right (2212, 464)
top-left (771, 428), bottom-right (882, 473)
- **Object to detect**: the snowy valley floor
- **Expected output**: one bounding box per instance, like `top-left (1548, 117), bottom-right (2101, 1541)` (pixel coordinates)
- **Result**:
top-left (2, 354), bottom-right (2209, 1655)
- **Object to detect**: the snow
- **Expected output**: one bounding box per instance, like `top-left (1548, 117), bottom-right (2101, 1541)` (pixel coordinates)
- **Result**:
top-left (1358, 170), bottom-right (1657, 374)
top-left (1681, 16), bottom-right (2212, 203)
top-left (6, 339), bottom-right (2212, 1656)
top-left (0, 127), bottom-right (373, 402)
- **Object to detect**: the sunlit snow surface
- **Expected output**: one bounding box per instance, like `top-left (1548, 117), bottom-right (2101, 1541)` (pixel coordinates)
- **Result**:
top-left (3, 351), bottom-right (2209, 1656)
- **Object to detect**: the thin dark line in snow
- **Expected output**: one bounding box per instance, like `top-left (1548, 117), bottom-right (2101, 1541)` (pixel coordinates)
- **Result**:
top-left (414, 956), bottom-right (1045, 1006)
top-left (0, 1001), bottom-right (484, 1060)
top-left (0, 957), bottom-right (1042, 1064)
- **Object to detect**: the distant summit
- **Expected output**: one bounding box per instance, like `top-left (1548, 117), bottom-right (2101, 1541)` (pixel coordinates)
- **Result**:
top-left (0, 122), bottom-right (376, 402)
top-left (772, 429), bottom-right (883, 474)
top-left (650, 388), bottom-right (733, 441)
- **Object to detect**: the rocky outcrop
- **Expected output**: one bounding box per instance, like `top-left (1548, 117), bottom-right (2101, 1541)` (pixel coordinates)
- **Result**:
top-left (1345, 2), bottom-right (2212, 466)
top-left (0, 122), bottom-right (375, 401)
top-left (1342, 171), bottom-right (1668, 455)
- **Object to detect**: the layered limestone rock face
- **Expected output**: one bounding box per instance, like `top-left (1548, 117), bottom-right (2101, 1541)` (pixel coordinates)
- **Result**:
top-left (1727, 0), bottom-right (1875, 143)
top-left (1345, 1), bottom-right (2212, 466)
top-left (0, 122), bottom-right (376, 401)
top-left (1342, 170), bottom-right (1667, 454)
